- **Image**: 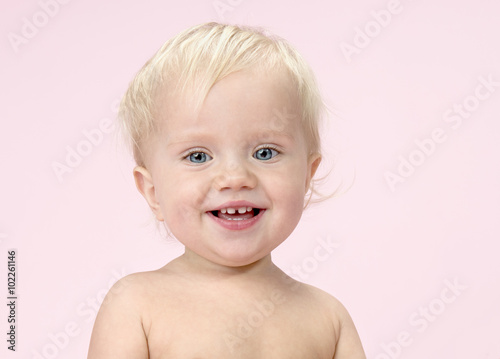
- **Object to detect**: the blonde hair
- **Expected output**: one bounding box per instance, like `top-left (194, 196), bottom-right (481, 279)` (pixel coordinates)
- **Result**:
top-left (119, 22), bottom-right (326, 166)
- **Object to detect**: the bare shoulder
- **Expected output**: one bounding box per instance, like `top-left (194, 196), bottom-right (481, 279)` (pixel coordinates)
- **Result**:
top-left (299, 283), bottom-right (366, 359)
top-left (297, 283), bottom-right (349, 322)
top-left (94, 270), bottom-right (162, 310)
top-left (87, 270), bottom-right (166, 358)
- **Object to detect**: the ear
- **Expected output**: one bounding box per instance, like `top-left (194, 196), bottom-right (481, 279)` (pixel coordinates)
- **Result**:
top-left (133, 166), bottom-right (164, 221)
top-left (305, 153), bottom-right (322, 191)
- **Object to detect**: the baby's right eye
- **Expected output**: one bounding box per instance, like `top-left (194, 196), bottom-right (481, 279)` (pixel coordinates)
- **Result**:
top-left (185, 151), bottom-right (212, 164)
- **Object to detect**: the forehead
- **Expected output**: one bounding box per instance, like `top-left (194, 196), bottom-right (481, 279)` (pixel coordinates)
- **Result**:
top-left (156, 68), bottom-right (303, 141)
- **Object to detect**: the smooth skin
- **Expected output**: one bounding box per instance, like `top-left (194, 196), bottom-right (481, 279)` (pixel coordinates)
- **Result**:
top-left (88, 67), bottom-right (366, 358)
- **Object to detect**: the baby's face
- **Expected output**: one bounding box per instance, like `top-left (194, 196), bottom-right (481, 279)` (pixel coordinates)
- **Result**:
top-left (135, 68), bottom-right (320, 267)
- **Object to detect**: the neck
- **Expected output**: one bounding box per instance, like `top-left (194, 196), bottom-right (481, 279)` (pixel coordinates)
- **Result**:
top-left (175, 249), bottom-right (279, 280)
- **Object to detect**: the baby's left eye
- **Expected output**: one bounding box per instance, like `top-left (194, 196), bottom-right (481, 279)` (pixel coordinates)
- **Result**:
top-left (253, 147), bottom-right (279, 161)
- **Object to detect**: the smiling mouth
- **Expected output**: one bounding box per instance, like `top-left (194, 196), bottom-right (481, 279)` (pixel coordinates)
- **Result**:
top-left (210, 207), bottom-right (262, 221)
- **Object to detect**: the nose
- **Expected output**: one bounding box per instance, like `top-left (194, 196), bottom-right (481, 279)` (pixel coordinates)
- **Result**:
top-left (213, 161), bottom-right (257, 192)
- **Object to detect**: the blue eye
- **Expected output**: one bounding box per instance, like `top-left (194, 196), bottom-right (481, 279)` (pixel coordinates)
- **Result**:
top-left (187, 151), bottom-right (212, 163)
top-left (254, 147), bottom-right (279, 161)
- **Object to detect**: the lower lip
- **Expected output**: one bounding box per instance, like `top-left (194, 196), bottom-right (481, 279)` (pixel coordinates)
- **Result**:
top-left (207, 209), bottom-right (266, 231)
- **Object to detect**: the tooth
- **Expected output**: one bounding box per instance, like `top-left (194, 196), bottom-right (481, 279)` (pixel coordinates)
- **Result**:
top-left (227, 208), bottom-right (236, 214)
top-left (221, 208), bottom-right (227, 214)
top-left (238, 207), bottom-right (247, 214)
top-left (246, 207), bottom-right (252, 212)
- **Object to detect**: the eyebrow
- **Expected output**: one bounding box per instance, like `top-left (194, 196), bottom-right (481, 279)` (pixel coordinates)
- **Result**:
top-left (248, 129), bottom-right (296, 142)
top-left (165, 129), bottom-right (295, 148)
top-left (164, 133), bottom-right (212, 148)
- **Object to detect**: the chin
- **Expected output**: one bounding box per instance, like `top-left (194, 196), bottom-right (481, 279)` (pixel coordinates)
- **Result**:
top-left (210, 248), bottom-right (270, 268)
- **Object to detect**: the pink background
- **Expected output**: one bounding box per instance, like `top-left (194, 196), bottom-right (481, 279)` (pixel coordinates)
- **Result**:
top-left (1, 0), bottom-right (499, 358)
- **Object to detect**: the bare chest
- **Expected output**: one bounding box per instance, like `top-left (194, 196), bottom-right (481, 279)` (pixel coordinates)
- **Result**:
top-left (144, 289), bottom-right (337, 359)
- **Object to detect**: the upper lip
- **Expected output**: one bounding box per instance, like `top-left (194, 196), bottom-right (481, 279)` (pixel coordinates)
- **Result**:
top-left (209, 200), bottom-right (263, 211)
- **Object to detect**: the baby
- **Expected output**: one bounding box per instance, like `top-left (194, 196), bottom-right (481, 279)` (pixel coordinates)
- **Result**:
top-left (88, 22), bottom-right (365, 358)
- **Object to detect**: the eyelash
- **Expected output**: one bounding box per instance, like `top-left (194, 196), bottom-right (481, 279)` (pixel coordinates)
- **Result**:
top-left (183, 149), bottom-right (212, 163)
top-left (182, 145), bottom-right (281, 162)
top-left (254, 145), bottom-right (280, 159)
top-left (257, 145), bottom-right (279, 152)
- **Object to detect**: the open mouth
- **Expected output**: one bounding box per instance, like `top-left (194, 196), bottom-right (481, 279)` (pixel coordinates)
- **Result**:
top-left (210, 207), bottom-right (262, 221)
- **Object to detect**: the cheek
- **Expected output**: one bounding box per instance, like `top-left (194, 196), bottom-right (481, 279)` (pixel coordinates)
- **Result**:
top-left (156, 176), bottom-right (186, 216)
top-left (272, 160), bottom-right (309, 193)
top-left (268, 167), bottom-right (308, 212)
top-left (159, 171), bottom-right (211, 223)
